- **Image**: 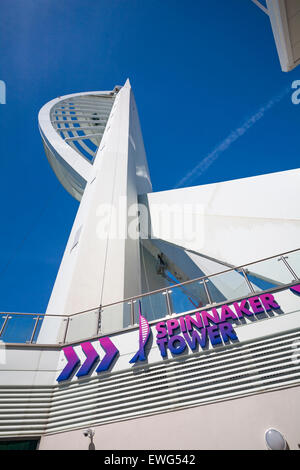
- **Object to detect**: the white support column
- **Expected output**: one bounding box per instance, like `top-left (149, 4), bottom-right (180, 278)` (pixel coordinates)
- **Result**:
top-left (38, 80), bottom-right (152, 343)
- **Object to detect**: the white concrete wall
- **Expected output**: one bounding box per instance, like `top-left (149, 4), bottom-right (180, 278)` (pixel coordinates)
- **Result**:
top-left (38, 385), bottom-right (300, 450)
top-left (0, 346), bottom-right (59, 387)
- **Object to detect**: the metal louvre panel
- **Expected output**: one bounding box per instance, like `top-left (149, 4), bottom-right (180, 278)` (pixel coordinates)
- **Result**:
top-left (0, 329), bottom-right (299, 436)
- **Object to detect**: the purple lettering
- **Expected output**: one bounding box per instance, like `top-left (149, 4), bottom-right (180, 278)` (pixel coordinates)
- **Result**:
top-left (156, 337), bottom-right (168, 357)
top-left (179, 316), bottom-right (186, 333)
top-left (248, 296), bottom-right (265, 314)
top-left (233, 299), bottom-right (253, 318)
top-left (166, 318), bottom-right (180, 336)
top-left (207, 325), bottom-right (222, 346)
top-left (156, 321), bottom-right (167, 339)
top-left (219, 322), bottom-right (238, 343)
top-left (219, 305), bottom-right (238, 322)
top-left (259, 293), bottom-right (280, 311)
top-left (183, 329), bottom-right (207, 350)
top-left (168, 335), bottom-right (187, 355)
top-left (184, 313), bottom-right (203, 331)
top-left (201, 308), bottom-right (220, 327)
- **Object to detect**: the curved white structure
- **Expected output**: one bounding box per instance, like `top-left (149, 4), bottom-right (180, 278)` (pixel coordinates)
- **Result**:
top-left (39, 90), bottom-right (116, 200)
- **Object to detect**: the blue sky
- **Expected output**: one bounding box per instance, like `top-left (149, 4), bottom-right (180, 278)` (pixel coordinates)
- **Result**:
top-left (0, 0), bottom-right (299, 314)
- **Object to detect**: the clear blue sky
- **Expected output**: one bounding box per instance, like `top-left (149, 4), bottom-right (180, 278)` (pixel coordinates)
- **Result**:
top-left (0, 0), bottom-right (299, 314)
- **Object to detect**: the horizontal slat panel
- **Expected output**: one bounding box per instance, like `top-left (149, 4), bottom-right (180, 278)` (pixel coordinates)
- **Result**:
top-left (0, 329), bottom-right (299, 437)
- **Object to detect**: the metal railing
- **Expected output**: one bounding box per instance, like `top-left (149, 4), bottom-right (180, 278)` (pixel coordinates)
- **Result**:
top-left (1, 247), bottom-right (300, 345)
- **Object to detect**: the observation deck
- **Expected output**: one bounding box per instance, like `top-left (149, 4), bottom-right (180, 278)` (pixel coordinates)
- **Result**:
top-left (38, 88), bottom-right (120, 201)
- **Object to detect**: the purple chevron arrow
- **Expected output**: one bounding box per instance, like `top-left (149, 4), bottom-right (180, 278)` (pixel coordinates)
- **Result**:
top-left (56, 346), bottom-right (80, 382)
top-left (129, 301), bottom-right (151, 364)
top-left (290, 284), bottom-right (300, 294)
top-left (96, 337), bottom-right (119, 373)
top-left (56, 337), bottom-right (119, 382)
top-left (76, 342), bottom-right (99, 378)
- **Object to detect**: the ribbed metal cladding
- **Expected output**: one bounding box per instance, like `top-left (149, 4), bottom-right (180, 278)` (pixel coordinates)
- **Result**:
top-left (50, 94), bottom-right (115, 163)
top-left (0, 329), bottom-right (299, 437)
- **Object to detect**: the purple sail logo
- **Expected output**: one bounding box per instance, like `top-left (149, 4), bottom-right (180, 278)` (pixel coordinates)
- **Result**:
top-left (129, 302), bottom-right (151, 363)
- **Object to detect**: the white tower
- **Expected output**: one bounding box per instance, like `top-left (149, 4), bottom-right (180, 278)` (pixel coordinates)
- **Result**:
top-left (38, 80), bottom-right (152, 342)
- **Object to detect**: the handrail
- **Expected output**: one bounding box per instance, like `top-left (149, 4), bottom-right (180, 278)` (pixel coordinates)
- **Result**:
top-left (66, 246), bottom-right (300, 314)
top-left (0, 246), bottom-right (299, 344)
top-left (0, 246), bottom-right (299, 318)
top-left (2, 280), bottom-right (300, 349)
